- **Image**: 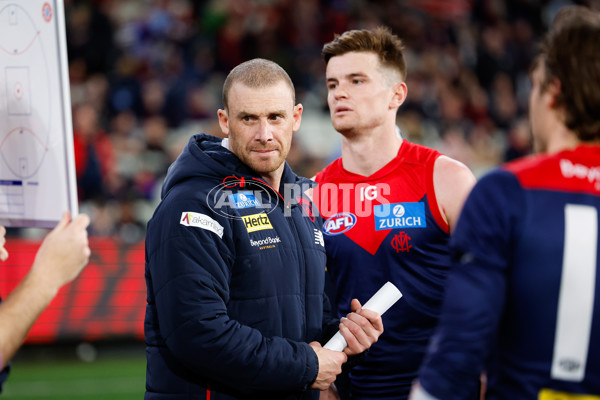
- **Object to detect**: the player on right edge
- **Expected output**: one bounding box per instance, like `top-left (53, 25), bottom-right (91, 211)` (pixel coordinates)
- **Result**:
top-left (411, 5), bottom-right (600, 399)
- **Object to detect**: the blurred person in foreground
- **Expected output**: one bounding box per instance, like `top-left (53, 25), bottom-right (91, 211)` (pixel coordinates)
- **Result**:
top-left (0, 213), bottom-right (90, 385)
top-left (411, 6), bottom-right (600, 399)
top-left (144, 58), bottom-right (383, 400)
top-left (313, 27), bottom-right (477, 399)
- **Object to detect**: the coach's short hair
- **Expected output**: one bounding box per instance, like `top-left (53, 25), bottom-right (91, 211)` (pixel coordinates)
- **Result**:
top-left (222, 58), bottom-right (295, 111)
top-left (322, 26), bottom-right (407, 82)
top-left (540, 6), bottom-right (600, 141)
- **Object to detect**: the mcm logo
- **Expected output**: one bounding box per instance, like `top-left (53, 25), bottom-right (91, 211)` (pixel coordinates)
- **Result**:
top-left (391, 231), bottom-right (412, 253)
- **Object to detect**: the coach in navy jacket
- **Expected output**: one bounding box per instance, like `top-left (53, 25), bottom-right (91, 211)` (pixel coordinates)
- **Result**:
top-left (144, 59), bottom-right (383, 400)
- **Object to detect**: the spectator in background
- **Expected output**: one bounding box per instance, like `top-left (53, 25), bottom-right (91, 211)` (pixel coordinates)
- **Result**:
top-left (411, 6), bottom-right (600, 399)
top-left (0, 213), bottom-right (90, 386)
top-left (72, 103), bottom-right (116, 201)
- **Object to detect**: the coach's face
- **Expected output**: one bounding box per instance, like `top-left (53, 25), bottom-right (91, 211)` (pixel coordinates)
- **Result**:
top-left (218, 81), bottom-right (303, 185)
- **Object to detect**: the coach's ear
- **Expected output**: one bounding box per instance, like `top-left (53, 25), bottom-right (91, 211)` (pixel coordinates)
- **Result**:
top-left (217, 109), bottom-right (230, 136)
top-left (292, 103), bottom-right (303, 132)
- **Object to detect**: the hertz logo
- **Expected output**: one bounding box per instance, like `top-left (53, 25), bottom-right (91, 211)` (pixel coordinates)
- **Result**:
top-left (242, 213), bottom-right (273, 232)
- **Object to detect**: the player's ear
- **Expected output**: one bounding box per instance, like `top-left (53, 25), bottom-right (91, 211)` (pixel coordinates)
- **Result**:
top-left (547, 78), bottom-right (562, 109)
top-left (390, 82), bottom-right (407, 109)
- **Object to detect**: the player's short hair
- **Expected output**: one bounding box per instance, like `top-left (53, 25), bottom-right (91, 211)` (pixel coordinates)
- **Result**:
top-left (222, 58), bottom-right (295, 111)
top-left (540, 6), bottom-right (600, 141)
top-left (322, 26), bottom-right (407, 83)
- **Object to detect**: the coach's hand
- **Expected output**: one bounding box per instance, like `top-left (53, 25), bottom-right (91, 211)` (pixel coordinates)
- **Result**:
top-left (310, 342), bottom-right (347, 390)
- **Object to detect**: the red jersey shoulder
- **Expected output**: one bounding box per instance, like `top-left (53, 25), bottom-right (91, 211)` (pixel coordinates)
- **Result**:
top-left (398, 140), bottom-right (442, 165)
top-left (503, 146), bottom-right (600, 195)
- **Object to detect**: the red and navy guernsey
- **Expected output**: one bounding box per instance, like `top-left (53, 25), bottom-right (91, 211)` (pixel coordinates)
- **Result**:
top-left (315, 140), bottom-right (458, 399)
top-left (419, 145), bottom-right (600, 399)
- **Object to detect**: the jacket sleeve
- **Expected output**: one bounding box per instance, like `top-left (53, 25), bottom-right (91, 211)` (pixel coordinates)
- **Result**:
top-left (146, 198), bottom-right (318, 393)
top-left (417, 170), bottom-right (523, 400)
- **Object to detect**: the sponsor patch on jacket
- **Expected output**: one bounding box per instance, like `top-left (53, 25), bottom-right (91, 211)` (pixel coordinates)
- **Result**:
top-left (374, 202), bottom-right (426, 231)
top-left (228, 191), bottom-right (261, 209)
top-left (323, 212), bottom-right (356, 235)
top-left (242, 213), bottom-right (273, 233)
top-left (180, 212), bottom-right (224, 238)
top-left (250, 235), bottom-right (281, 250)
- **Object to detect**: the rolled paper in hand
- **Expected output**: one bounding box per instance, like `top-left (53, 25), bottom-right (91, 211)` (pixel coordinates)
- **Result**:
top-left (324, 281), bottom-right (403, 351)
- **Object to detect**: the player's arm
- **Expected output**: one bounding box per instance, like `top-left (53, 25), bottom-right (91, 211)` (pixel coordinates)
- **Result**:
top-left (433, 155), bottom-right (477, 232)
top-left (413, 170), bottom-right (522, 399)
top-left (0, 213), bottom-right (90, 368)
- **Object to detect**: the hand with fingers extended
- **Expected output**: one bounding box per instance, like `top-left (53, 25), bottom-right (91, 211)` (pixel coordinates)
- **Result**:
top-left (309, 341), bottom-right (348, 391)
top-left (339, 298), bottom-right (384, 356)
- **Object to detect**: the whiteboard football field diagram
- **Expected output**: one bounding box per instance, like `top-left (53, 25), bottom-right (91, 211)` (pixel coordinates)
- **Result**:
top-left (0, 3), bottom-right (51, 179)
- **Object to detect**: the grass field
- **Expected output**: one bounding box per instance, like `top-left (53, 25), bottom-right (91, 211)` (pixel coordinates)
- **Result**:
top-left (1, 342), bottom-right (146, 399)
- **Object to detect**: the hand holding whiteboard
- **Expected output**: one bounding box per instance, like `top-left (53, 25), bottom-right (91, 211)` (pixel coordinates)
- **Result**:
top-left (324, 281), bottom-right (402, 352)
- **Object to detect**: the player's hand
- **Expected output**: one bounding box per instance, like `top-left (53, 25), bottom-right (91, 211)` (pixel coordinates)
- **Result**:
top-left (31, 212), bottom-right (91, 290)
top-left (309, 342), bottom-right (347, 391)
top-left (340, 299), bottom-right (384, 356)
top-left (0, 226), bottom-right (8, 262)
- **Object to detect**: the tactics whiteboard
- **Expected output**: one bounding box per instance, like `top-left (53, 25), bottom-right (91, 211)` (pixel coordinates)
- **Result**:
top-left (0, 0), bottom-right (78, 228)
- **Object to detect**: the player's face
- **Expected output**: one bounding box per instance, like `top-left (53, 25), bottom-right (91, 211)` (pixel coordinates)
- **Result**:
top-left (326, 52), bottom-right (398, 136)
top-left (218, 81), bottom-right (302, 181)
top-left (529, 62), bottom-right (551, 153)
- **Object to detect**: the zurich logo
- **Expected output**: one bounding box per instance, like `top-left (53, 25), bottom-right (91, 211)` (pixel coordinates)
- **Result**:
top-left (323, 212), bottom-right (357, 236)
top-left (228, 191), bottom-right (261, 210)
top-left (392, 204), bottom-right (405, 217)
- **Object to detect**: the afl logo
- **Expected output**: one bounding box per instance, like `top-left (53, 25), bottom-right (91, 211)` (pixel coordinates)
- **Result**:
top-left (42, 3), bottom-right (53, 22)
top-left (323, 213), bottom-right (357, 236)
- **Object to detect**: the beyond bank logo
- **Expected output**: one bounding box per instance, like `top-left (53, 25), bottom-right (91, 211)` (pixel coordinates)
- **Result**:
top-left (374, 202), bottom-right (426, 231)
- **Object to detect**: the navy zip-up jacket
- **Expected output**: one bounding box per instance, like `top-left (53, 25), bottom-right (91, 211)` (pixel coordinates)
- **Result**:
top-left (145, 134), bottom-right (336, 399)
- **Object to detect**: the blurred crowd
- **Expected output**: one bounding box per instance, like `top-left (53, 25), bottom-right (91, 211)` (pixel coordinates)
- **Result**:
top-left (63, 0), bottom-right (598, 241)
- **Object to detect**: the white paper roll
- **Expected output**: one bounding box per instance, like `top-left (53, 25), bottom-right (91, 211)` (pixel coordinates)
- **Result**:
top-left (323, 281), bottom-right (403, 351)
